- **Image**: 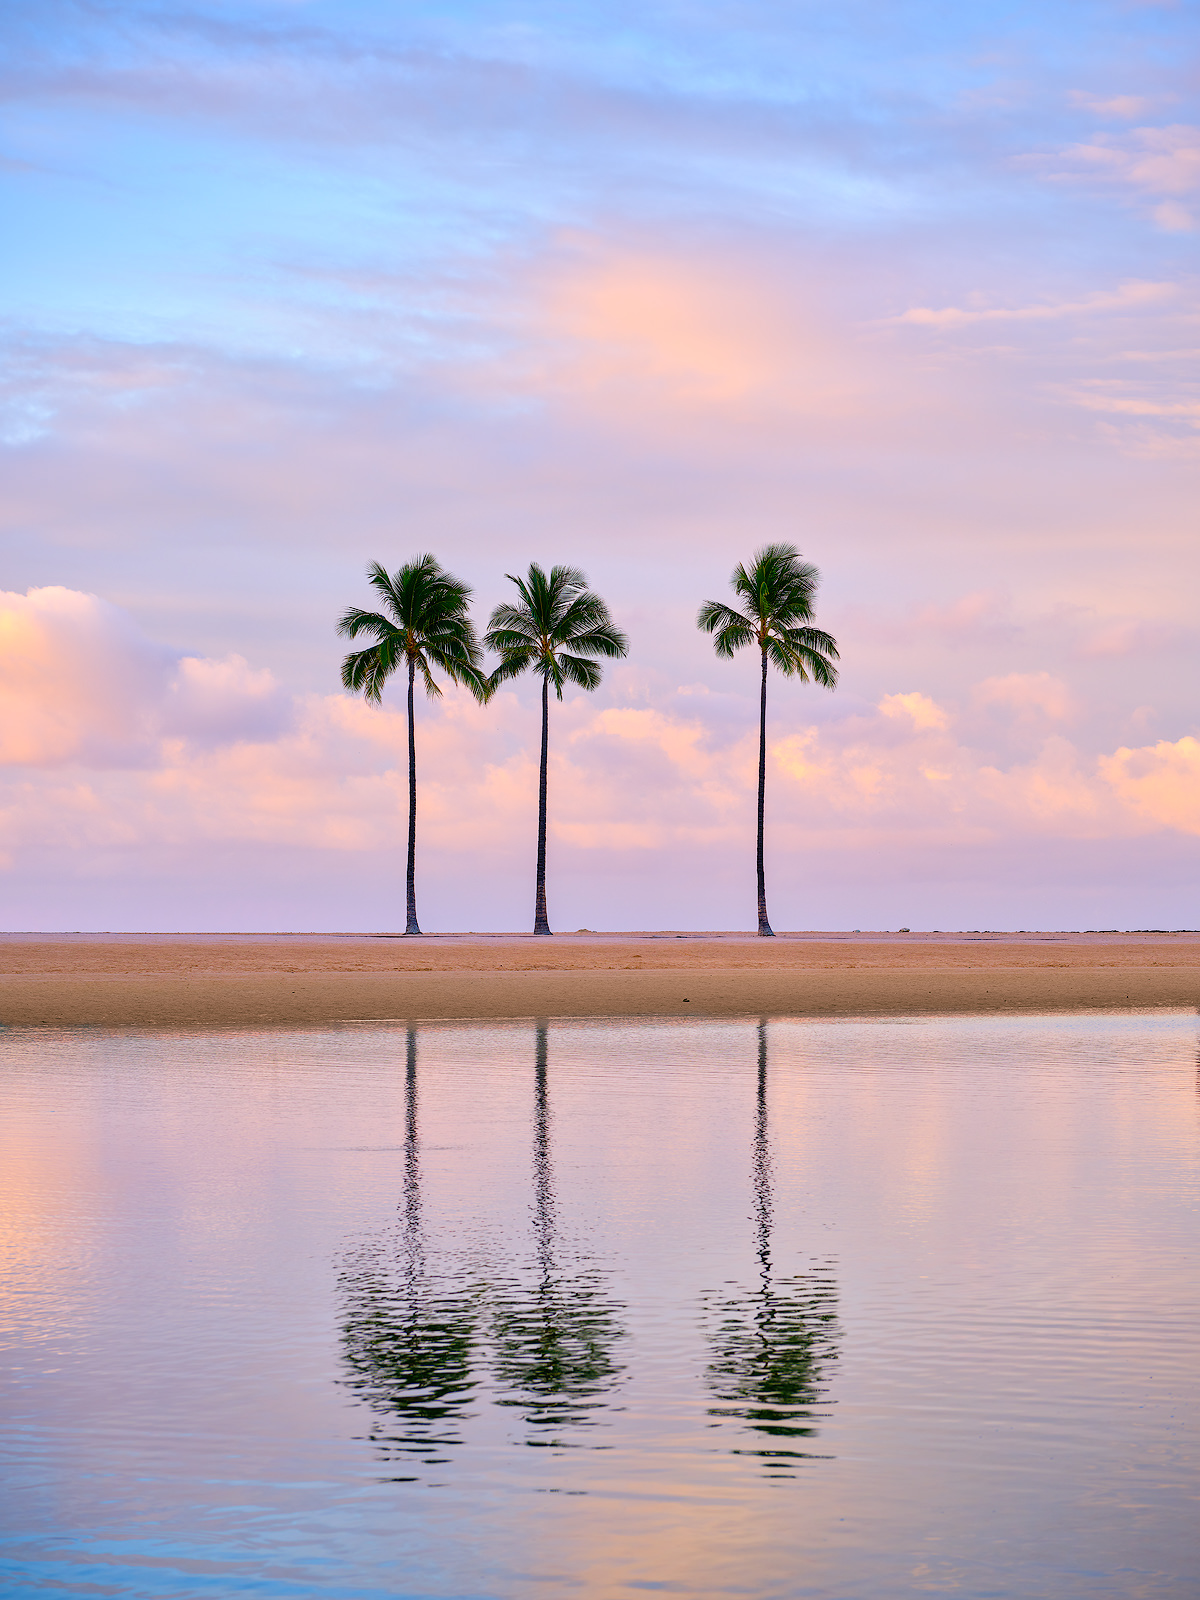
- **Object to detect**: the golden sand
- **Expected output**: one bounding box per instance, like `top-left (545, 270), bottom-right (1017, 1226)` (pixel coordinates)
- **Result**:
top-left (1, 931), bottom-right (1197, 1027)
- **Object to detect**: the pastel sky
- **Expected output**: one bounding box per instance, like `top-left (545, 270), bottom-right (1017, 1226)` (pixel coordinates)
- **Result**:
top-left (2, 0), bottom-right (1198, 931)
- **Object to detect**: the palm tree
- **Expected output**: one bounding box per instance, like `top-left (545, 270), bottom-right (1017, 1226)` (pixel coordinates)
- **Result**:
top-left (484, 565), bottom-right (628, 935)
top-left (339, 557), bottom-right (487, 936)
top-left (698, 544), bottom-right (838, 937)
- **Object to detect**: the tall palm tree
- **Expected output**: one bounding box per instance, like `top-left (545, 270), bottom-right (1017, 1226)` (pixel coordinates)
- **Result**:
top-left (485, 564), bottom-right (628, 936)
top-left (339, 557), bottom-right (487, 936)
top-left (698, 544), bottom-right (838, 937)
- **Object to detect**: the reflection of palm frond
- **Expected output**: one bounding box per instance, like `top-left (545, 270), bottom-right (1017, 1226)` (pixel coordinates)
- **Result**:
top-left (339, 1258), bottom-right (481, 1469)
top-left (702, 1268), bottom-right (839, 1468)
top-left (490, 1268), bottom-right (626, 1433)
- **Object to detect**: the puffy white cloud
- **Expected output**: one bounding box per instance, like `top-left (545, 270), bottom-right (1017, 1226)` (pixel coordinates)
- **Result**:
top-left (879, 692), bottom-right (949, 732)
top-left (0, 587), bottom-right (289, 769)
top-left (1100, 736), bottom-right (1200, 835)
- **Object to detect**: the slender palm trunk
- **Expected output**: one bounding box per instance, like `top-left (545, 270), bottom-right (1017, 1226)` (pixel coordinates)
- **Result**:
top-left (754, 1019), bottom-right (771, 1282)
top-left (403, 1027), bottom-right (421, 1252)
top-left (405, 654), bottom-right (421, 936)
top-left (533, 1022), bottom-right (552, 1273)
top-left (757, 646), bottom-right (774, 936)
top-left (534, 673), bottom-right (552, 934)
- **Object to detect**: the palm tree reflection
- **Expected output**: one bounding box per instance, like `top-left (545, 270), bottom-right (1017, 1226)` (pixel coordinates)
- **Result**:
top-left (339, 1023), bottom-right (625, 1470)
top-left (489, 1022), bottom-right (626, 1441)
top-left (338, 1027), bottom-right (479, 1477)
top-left (702, 1020), bottom-right (839, 1476)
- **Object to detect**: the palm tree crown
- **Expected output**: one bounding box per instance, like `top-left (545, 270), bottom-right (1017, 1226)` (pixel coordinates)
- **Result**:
top-left (697, 544), bottom-right (839, 686)
top-left (339, 557), bottom-right (487, 705)
top-left (698, 543), bottom-right (838, 936)
top-left (485, 564), bottom-right (628, 935)
top-left (338, 556), bottom-right (487, 935)
top-left (485, 563), bottom-right (627, 700)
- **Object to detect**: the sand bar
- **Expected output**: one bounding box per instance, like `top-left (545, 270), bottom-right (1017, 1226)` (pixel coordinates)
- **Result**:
top-left (2, 932), bottom-right (1198, 1027)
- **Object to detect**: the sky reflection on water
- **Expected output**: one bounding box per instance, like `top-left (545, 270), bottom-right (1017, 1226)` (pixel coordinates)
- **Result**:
top-left (1, 1013), bottom-right (1198, 1597)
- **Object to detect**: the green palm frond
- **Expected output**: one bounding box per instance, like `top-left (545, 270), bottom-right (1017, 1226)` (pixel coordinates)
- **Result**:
top-left (341, 646), bottom-right (387, 703)
top-left (484, 562), bottom-right (628, 696)
top-left (557, 653), bottom-right (604, 693)
top-left (698, 543), bottom-right (839, 688)
top-left (338, 554), bottom-right (486, 705)
top-left (697, 599), bottom-right (755, 657)
top-left (486, 652), bottom-right (534, 695)
top-left (337, 606), bottom-right (395, 642)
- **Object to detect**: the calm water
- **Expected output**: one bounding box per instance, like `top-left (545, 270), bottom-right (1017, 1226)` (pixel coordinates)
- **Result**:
top-left (1, 1014), bottom-right (1198, 1599)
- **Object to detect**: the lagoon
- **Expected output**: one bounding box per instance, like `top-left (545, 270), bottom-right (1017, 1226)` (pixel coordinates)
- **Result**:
top-left (2, 1014), bottom-right (1198, 1598)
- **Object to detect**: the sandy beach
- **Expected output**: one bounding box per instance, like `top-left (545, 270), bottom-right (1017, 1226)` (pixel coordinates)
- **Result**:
top-left (1, 931), bottom-right (1198, 1027)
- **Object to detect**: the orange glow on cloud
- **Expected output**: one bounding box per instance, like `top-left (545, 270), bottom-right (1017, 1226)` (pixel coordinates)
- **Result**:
top-left (0, 599), bottom-right (1183, 869)
top-left (1, 589), bottom-right (1196, 923)
top-left (1100, 736), bottom-right (1200, 835)
top-left (548, 250), bottom-right (776, 401)
top-left (524, 239), bottom-right (860, 421)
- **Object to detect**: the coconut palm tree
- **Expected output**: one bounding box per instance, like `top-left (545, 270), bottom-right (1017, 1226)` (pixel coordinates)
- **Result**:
top-left (339, 557), bottom-right (487, 936)
top-left (485, 564), bottom-right (628, 936)
top-left (698, 544), bottom-right (838, 936)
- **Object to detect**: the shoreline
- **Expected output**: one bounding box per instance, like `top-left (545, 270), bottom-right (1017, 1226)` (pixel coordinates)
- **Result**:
top-left (2, 933), bottom-right (1198, 1027)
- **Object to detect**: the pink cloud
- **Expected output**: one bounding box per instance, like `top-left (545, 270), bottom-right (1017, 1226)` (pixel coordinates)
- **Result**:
top-left (1100, 736), bottom-right (1200, 835)
top-left (1030, 123), bottom-right (1200, 230)
top-left (468, 235), bottom-right (882, 438)
top-left (0, 587), bottom-right (288, 768)
top-left (1, 598), bottom-right (1184, 878)
top-left (972, 673), bottom-right (1075, 722)
top-left (1068, 92), bottom-right (1168, 121)
top-left (896, 279), bottom-right (1175, 328)
top-left (1073, 619), bottom-right (1181, 659)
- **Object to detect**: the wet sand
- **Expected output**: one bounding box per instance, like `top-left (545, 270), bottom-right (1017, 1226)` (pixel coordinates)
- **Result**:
top-left (2, 931), bottom-right (1198, 1026)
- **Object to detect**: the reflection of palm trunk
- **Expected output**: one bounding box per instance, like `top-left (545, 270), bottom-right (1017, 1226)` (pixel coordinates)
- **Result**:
top-left (702, 1019), bottom-right (839, 1472)
top-left (338, 1024), bottom-right (478, 1468)
top-left (753, 1018), bottom-right (771, 1285)
top-left (533, 1022), bottom-right (554, 1275)
top-left (489, 1020), bottom-right (626, 1430)
top-left (403, 1027), bottom-right (422, 1275)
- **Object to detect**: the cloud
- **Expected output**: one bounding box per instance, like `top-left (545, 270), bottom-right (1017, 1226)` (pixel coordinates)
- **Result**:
top-left (0, 641), bottom-right (1127, 864)
top-left (1064, 382), bottom-right (1200, 429)
top-left (879, 691), bottom-right (949, 731)
top-left (972, 673), bottom-right (1074, 722)
top-left (0, 587), bottom-right (288, 768)
top-left (501, 236), bottom-right (871, 428)
top-left (896, 280), bottom-right (1175, 328)
top-left (4, 597), bottom-right (1197, 927)
top-left (1100, 736), bottom-right (1200, 834)
top-left (1073, 618), bottom-right (1185, 659)
top-left (1030, 124), bottom-right (1200, 230)
top-left (1068, 92), bottom-right (1164, 121)
top-left (876, 593), bottom-right (1020, 650)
